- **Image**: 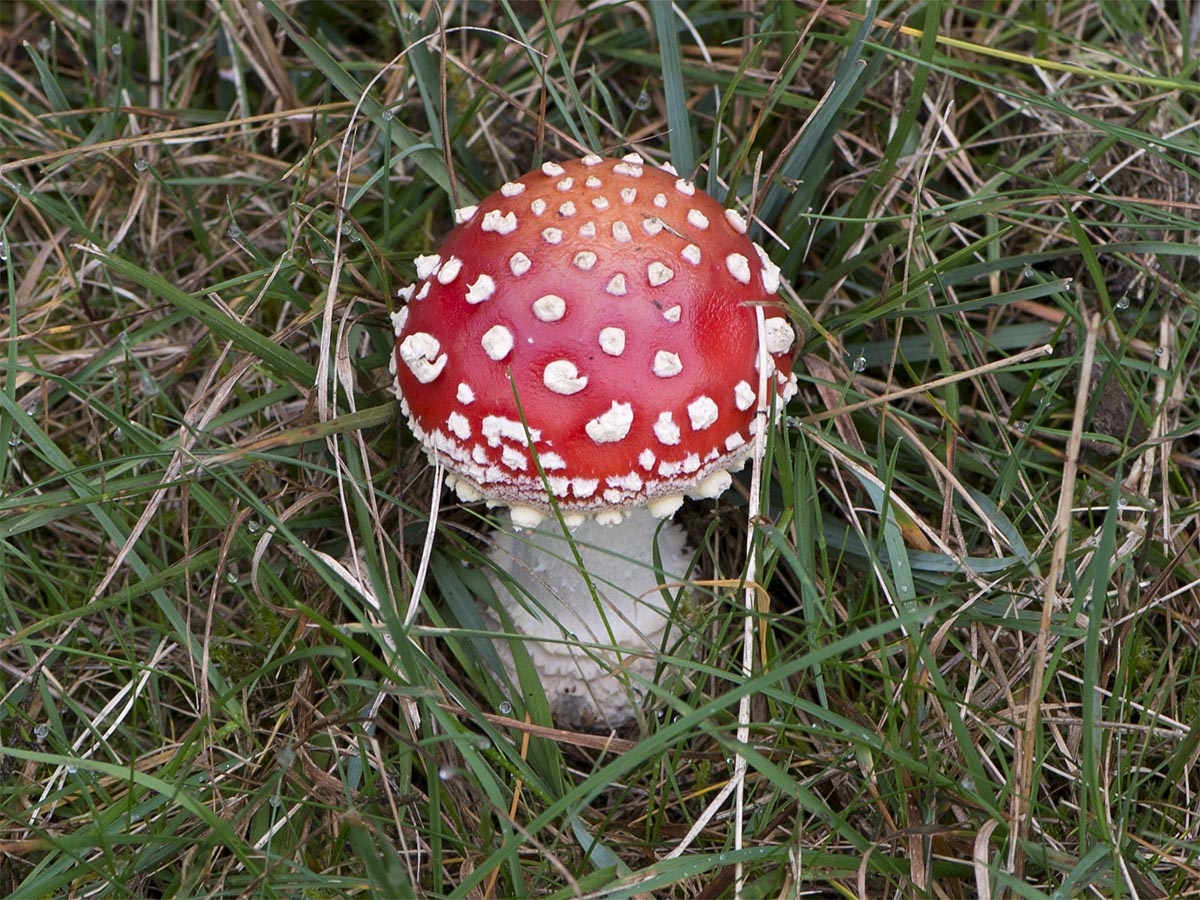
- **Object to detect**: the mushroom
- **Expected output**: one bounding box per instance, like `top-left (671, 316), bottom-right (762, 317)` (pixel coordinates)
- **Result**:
top-left (391, 153), bottom-right (797, 727)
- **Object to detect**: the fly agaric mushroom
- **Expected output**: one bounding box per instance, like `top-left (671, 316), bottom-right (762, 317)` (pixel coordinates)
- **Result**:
top-left (391, 153), bottom-right (797, 726)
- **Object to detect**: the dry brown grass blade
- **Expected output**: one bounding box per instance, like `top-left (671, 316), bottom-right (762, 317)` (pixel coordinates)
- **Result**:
top-left (1009, 310), bottom-right (1099, 882)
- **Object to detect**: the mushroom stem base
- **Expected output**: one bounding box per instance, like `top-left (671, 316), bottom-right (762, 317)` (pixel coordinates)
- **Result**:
top-left (482, 507), bottom-right (693, 730)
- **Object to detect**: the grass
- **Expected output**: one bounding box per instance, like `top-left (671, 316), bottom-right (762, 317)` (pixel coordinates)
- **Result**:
top-left (2, 0), bottom-right (1199, 896)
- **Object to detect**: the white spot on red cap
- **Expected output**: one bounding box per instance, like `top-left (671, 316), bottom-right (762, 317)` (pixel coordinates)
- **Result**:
top-left (500, 181), bottom-right (525, 197)
top-left (726, 252), bottom-right (752, 284)
top-left (612, 221), bottom-right (632, 242)
top-left (557, 177), bottom-right (575, 191)
top-left (620, 187), bottom-right (637, 204)
top-left (501, 445), bottom-right (527, 470)
top-left (574, 251), bottom-right (598, 271)
top-left (454, 205), bottom-right (478, 224)
top-left (415, 282), bottom-right (430, 300)
top-left (437, 256), bottom-right (463, 284)
top-left (724, 432), bottom-right (745, 452)
top-left (687, 396), bottom-right (719, 430)
top-left (681, 243), bottom-right (701, 265)
top-left (734, 381), bottom-right (755, 411)
top-left (675, 179), bottom-right (695, 196)
top-left (585, 175), bottom-right (602, 189)
top-left (638, 448), bottom-right (656, 470)
top-left (447, 411), bottom-right (471, 439)
top-left (481, 210), bottom-right (517, 235)
top-left (613, 162), bottom-right (643, 177)
top-left (622, 153), bottom-right (644, 165)
top-left (607, 471), bottom-right (643, 493)
top-left (581, 154), bottom-right (603, 166)
top-left (509, 252), bottom-right (531, 276)
top-left (662, 304), bottom-right (682, 323)
top-left (765, 317), bottom-right (796, 354)
top-left (540, 451), bottom-right (566, 470)
top-left (532, 294), bottom-right (566, 321)
top-left (578, 221), bottom-right (597, 238)
top-left (530, 198), bottom-right (547, 216)
top-left (725, 208), bottom-right (748, 233)
top-left (686, 208), bottom-right (709, 229)
top-left (605, 274), bottom-right (627, 296)
top-left (653, 351), bottom-right (682, 377)
top-left (558, 201), bottom-right (577, 217)
top-left (592, 196), bottom-right (610, 211)
top-left (414, 253), bottom-right (442, 280)
top-left (481, 324), bottom-right (514, 361)
top-left (648, 262), bottom-right (674, 286)
top-left (543, 360), bottom-right (588, 395)
top-left (465, 273), bottom-right (495, 304)
top-left (643, 217), bottom-right (664, 236)
top-left (586, 401), bottom-right (634, 444)
top-left (599, 327), bottom-right (626, 356)
top-left (754, 242), bottom-right (781, 293)
top-left (391, 307), bottom-right (409, 333)
top-left (572, 478), bottom-right (599, 498)
top-left (542, 227), bottom-right (563, 245)
top-left (399, 332), bottom-right (447, 383)
top-left (396, 285), bottom-right (415, 303)
top-left (653, 411), bottom-right (681, 445)
top-left (456, 383), bottom-right (475, 404)
top-left (482, 415), bottom-right (539, 445)
top-left (542, 161), bottom-right (565, 177)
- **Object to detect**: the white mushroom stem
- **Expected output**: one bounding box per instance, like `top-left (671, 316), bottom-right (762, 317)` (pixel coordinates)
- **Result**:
top-left (484, 507), bottom-right (693, 730)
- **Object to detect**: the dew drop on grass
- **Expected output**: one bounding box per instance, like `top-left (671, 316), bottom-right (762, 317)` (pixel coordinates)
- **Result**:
top-left (1015, 421), bottom-right (1027, 433)
top-left (118, 329), bottom-right (129, 345)
top-left (34, 723), bottom-right (49, 741)
top-left (1154, 347), bottom-right (1164, 357)
top-left (1116, 293), bottom-right (1130, 310)
top-left (0, 241), bottom-right (7, 260)
top-left (227, 223), bottom-right (242, 240)
top-left (268, 794), bottom-right (282, 809)
top-left (438, 766), bottom-right (457, 781)
top-left (140, 371), bottom-right (159, 396)
top-left (247, 520), bottom-right (260, 534)
top-left (8, 433), bottom-right (20, 447)
top-left (852, 355), bottom-right (867, 373)
top-left (113, 427), bottom-right (123, 442)
top-left (38, 37), bottom-right (50, 52)
top-left (381, 109), bottom-right (394, 122)
top-left (1023, 267), bottom-right (1035, 280)
top-left (134, 157), bottom-right (149, 172)
top-left (65, 764), bottom-right (77, 774)
top-left (475, 737), bottom-right (491, 751)
top-left (498, 701), bottom-right (512, 715)
top-left (634, 90), bottom-right (651, 111)
top-left (226, 572), bottom-right (237, 584)
top-left (111, 43), bottom-right (122, 56)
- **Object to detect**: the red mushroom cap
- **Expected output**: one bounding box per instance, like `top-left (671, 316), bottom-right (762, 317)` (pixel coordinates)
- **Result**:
top-left (392, 154), bottom-right (797, 527)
